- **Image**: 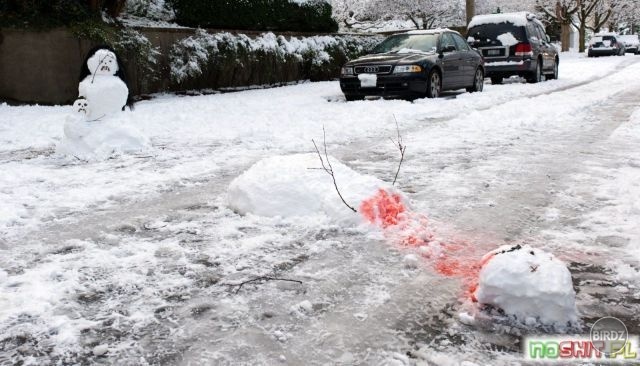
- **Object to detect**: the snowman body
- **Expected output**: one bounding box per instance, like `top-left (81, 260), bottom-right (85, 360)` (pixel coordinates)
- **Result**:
top-left (77, 49), bottom-right (129, 120)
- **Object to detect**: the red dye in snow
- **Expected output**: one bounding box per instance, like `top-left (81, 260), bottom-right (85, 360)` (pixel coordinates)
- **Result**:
top-left (360, 189), bottom-right (406, 228)
top-left (360, 188), bottom-right (492, 301)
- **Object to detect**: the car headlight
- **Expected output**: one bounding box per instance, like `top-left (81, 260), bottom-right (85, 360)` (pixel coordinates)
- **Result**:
top-left (393, 65), bottom-right (423, 73)
top-left (341, 67), bottom-right (354, 75)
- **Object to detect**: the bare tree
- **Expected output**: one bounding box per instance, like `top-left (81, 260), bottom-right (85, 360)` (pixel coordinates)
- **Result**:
top-left (537, 0), bottom-right (580, 51)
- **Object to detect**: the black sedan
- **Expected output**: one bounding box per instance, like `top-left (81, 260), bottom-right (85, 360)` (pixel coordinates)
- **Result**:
top-left (340, 30), bottom-right (485, 101)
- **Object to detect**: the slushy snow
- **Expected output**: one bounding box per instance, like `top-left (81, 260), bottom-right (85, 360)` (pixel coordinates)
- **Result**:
top-left (474, 244), bottom-right (578, 327)
top-left (227, 153), bottom-right (392, 223)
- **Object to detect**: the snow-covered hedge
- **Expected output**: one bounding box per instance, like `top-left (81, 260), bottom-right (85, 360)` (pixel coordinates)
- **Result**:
top-left (169, 30), bottom-right (381, 84)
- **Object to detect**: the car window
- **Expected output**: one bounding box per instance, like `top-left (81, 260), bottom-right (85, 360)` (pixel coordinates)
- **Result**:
top-left (371, 34), bottom-right (439, 53)
top-left (468, 23), bottom-right (527, 47)
top-left (536, 24), bottom-right (548, 41)
top-left (452, 33), bottom-right (470, 51)
top-left (440, 33), bottom-right (457, 51)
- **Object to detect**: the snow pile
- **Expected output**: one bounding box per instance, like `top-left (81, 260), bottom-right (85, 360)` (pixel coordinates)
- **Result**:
top-left (497, 32), bottom-right (519, 46)
top-left (468, 12), bottom-right (532, 28)
top-left (56, 116), bottom-right (150, 161)
top-left (474, 244), bottom-right (578, 327)
top-left (227, 154), bottom-right (393, 223)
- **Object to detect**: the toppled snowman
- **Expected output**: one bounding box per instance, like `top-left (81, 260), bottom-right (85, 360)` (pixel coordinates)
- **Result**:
top-left (473, 244), bottom-right (578, 328)
top-left (57, 47), bottom-right (149, 161)
top-left (227, 153), bottom-right (395, 224)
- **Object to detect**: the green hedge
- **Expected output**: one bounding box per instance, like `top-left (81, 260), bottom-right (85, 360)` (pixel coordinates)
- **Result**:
top-left (172, 0), bottom-right (338, 32)
top-left (0, 0), bottom-right (95, 28)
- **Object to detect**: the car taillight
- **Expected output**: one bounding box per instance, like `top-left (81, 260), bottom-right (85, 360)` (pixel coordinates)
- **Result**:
top-left (515, 43), bottom-right (533, 57)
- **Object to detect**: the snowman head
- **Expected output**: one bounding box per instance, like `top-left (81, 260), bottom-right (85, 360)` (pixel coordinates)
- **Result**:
top-left (73, 97), bottom-right (90, 116)
top-left (86, 49), bottom-right (119, 76)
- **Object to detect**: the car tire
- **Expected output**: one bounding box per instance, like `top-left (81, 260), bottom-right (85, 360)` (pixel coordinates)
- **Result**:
top-left (527, 60), bottom-right (542, 83)
top-left (466, 68), bottom-right (484, 93)
top-left (547, 58), bottom-right (559, 80)
top-left (345, 95), bottom-right (365, 101)
top-left (490, 76), bottom-right (503, 85)
top-left (426, 69), bottom-right (441, 98)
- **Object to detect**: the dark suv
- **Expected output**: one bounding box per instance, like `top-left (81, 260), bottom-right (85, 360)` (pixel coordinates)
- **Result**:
top-left (339, 29), bottom-right (485, 101)
top-left (467, 12), bottom-right (558, 84)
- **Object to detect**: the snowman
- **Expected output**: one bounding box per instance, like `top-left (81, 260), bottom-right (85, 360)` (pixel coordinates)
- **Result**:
top-left (76, 48), bottom-right (129, 121)
top-left (57, 47), bottom-right (149, 161)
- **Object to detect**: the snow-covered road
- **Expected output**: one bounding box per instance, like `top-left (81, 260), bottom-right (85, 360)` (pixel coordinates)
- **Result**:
top-left (1, 53), bottom-right (639, 365)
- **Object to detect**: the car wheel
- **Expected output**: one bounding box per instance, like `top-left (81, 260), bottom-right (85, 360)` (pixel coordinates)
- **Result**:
top-left (426, 69), bottom-right (441, 98)
top-left (345, 95), bottom-right (364, 102)
top-left (527, 60), bottom-right (542, 83)
top-left (466, 68), bottom-right (484, 93)
top-left (490, 76), bottom-right (503, 85)
top-left (547, 59), bottom-right (559, 80)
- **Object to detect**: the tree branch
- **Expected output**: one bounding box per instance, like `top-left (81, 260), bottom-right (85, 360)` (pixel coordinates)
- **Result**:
top-left (312, 126), bottom-right (358, 213)
top-left (390, 115), bottom-right (406, 186)
top-left (228, 276), bottom-right (303, 294)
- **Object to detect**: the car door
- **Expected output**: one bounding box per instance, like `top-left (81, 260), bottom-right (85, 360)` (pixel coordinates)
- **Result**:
top-left (452, 33), bottom-right (477, 86)
top-left (533, 22), bottom-right (555, 71)
top-left (438, 33), bottom-right (463, 89)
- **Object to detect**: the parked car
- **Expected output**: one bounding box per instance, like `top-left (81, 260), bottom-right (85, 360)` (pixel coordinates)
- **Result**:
top-left (339, 29), bottom-right (485, 101)
top-left (588, 34), bottom-right (626, 57)
top-left (467, 12), bottom-right (559, 84)
top-left (618, 34), bottom-right (639, 54)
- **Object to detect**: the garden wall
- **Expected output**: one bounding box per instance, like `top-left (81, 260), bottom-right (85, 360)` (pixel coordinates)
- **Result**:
top-left (0, 27), bottom-right (378, 105)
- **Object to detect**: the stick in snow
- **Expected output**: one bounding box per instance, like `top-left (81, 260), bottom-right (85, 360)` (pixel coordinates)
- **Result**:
top-left (312, 126), bottom-right (358, 213)
top-left (390, 115), bottom-right (407, 186)
top-left (229, 276), bottom-right (303, 294)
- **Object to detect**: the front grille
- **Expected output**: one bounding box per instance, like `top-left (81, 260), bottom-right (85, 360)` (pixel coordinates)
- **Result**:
top-left (354, 65), bottom-right (392, 75)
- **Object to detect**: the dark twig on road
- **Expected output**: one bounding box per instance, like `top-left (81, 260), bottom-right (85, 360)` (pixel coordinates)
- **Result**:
top-left (312, 126), bottom-right (358, 213)
top-left (390, 115), bottom-right (407, 186)
top-left (229, 276), bottom-right (303, 294)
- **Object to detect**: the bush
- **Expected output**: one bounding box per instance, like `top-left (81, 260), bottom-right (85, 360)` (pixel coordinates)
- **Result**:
top-left (172, 0), bottom-right (338, 32)
top-left (169, 30), bottom-right (380, 84)
top-left (0, 0), bottom-right (94, 28)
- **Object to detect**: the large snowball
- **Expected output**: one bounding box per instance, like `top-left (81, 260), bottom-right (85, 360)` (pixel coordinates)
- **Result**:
top-left (57, 116), bottom-right (149, 161)
top-left (474, 244), bottom-right (578, 327)
top-left (227, 154), bottom-right (391, 223)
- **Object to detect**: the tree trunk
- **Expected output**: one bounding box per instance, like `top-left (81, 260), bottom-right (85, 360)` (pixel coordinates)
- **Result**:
top-left (578, 23), bottom-right (586, 53)
top-left (561, 22), bottom-right (571, 52)
top-left (466, 0), bottom-right (475, 25)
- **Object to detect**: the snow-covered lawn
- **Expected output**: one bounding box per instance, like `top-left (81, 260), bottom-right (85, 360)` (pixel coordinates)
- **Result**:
top-left (1, 53), bottom-right (639, 364)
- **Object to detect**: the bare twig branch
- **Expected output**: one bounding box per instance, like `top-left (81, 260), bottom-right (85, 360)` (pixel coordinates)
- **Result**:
top-left (228, 276), bottom-right (303, 294)
top-left (312, 126), bottom-right (357, 213)
top-left (390, 115), bottom-right (407, 186)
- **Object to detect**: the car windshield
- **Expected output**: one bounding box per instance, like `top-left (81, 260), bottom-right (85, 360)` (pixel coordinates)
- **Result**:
top-left (467, 23), bottom-right (526, 47)
top-left (371, 34), bottom-right (439, 54)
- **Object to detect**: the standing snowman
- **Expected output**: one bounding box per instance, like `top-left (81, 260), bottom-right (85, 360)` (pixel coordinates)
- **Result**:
top-left (57, 46), bottom-right (149, 160)
top-left (76, 47), bottom-right (131, 120)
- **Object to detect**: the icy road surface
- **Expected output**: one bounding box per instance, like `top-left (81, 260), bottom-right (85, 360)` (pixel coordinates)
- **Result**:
top-left (1, 53), bottom-right (639, 365)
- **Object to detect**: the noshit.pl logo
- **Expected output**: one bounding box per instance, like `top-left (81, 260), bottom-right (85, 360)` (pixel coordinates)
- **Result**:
top-left (523, 316), bottom-right (639, 362)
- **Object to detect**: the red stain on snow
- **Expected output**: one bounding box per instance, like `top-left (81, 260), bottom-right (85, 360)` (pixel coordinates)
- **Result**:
top-left (360, 188), bottom-right (495, 301)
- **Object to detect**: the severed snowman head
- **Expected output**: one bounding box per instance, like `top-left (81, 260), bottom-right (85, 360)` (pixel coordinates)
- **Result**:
top-left (73, 97), bottom-right (90, 116)
top-left (86, 49), bottom-right (119, 76)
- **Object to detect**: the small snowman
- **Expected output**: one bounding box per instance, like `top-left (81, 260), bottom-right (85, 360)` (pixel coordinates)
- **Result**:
top-left (76, 47), bottom-right (130, 121)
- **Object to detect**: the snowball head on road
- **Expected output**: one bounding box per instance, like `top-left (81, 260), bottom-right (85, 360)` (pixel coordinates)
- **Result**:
top-left (227, 153), bottom-right (396, 223)
top-left (475, 244), bottom-right (578, 327)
